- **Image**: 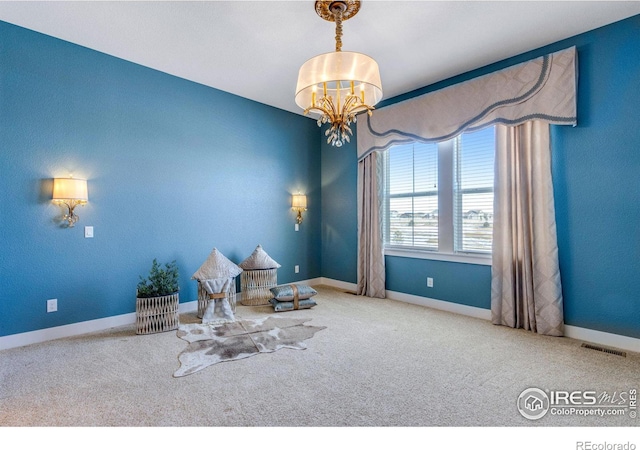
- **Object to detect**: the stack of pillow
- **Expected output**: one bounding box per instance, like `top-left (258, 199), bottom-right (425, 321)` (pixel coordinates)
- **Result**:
top-left (269, 284), bottom-right (318, 312)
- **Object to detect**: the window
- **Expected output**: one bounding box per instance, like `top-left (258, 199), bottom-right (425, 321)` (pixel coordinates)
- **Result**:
top-left (383, 127), bottom-right (495, 262)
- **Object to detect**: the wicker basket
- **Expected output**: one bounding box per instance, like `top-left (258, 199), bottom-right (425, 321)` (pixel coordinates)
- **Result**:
top-left (136, 293), bottom-right (180, 335)
top-left (241, 268), bottom-right (278, 306)
top-left (197, 279), bottom-right (237, 318)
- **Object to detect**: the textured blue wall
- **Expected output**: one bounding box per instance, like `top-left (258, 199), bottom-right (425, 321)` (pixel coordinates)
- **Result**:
top-left (321, 15), bottom-right (640, 338)
top-left (320, 137), bottom-right (358, 284)
top-left (0, 21), bottom-right (321, 337)
top-left (550, 16), bottom-right (640, 339)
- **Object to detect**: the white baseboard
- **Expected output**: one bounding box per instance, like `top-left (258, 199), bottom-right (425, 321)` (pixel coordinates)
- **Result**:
top-left (315, 278), bottom-right (640, 353)
top-left (179, 300), bottom-right (198, 315)
top-left (564, 325), bottom-right (640, 353)
top-left (314, 277), bottom-right (357, 292)
top-left (0, 300), bottom-right (198, 351)
top-left (0, 313), bottom-right (136, 351)
top-left (297, 277), bottom-right (324, 287)
top-left (314, 277), bottom-right (490, 319)
top-left (2, 278), bottom-right (639, 354)
top-left (385, 288), bottom-right (493, 321)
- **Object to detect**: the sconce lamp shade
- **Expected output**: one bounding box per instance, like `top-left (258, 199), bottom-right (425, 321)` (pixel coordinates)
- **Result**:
top-left (292, 194), bottom-right (307, 210)
top-left (53, 178), bottom-right (88, 201)
top-left (292, 193), bottom-right (307, 225)
top-left (52, 177), bottom-right (88, 228)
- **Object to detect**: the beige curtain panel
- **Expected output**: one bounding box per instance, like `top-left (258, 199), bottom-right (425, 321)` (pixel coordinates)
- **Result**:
top-left (491, 121), bottom-right (564, 336)
top-left (357, 151), bottom-right (386, 298)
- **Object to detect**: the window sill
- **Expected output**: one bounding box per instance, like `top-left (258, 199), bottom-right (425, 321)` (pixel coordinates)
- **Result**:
top-left (384, 248), bottom-right (492, 266)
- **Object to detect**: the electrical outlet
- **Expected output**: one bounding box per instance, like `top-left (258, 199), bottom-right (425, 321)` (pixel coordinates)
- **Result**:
top-left (427, 277), bottom-right (434, 288)
top-left (47, 298), bottom-right (58, 313)
top-left (295, 265), bottom-right (300, 274)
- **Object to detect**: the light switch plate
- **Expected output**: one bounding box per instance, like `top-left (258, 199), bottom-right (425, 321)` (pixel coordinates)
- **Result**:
top-left (84, 226), bottom-right (94, 238)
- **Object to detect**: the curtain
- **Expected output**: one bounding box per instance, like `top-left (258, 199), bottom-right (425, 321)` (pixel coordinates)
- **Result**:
top-left (357, 151), bottom-right (386, 298)
top-left (354, 47), bottom-right (576, 307)
top-left (491, 121), bottom-right (564, 336)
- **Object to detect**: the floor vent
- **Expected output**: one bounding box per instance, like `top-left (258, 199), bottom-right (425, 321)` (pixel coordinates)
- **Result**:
top-left (581, 343), bottom-right (626, 357)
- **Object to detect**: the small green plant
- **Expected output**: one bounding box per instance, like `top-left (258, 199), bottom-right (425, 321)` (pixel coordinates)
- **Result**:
top-left (136, 259), bottom-right (179, 298)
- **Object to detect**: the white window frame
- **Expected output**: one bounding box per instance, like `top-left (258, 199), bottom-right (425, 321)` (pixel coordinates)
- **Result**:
top-left (382, 135), bottom-right (493, 266)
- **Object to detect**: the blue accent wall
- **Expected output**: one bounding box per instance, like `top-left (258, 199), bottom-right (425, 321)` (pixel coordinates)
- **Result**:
top-left (3, 15), bottom-right (639, 341)
top-left (321, 15), bottom-right (640, 338)
top-left (320, 137), bottom-right (358, 284)
top-left (0, 21), bottom-right (321, 337)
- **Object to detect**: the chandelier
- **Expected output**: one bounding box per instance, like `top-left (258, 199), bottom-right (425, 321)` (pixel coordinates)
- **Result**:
top-left (295, 0), bottom-right (383, 147)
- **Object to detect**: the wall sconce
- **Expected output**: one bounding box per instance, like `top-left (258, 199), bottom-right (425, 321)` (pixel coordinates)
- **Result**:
top-left (292, 194), bottom-right (307, 224)
top-left (52, 177), bottom-right (88, 228)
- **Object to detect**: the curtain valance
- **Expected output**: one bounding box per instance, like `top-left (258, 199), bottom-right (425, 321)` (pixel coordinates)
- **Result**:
top-left (357, 46), bottom-right (577, 161)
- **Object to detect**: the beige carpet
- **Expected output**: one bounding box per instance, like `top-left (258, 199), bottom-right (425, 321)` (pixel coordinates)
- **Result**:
top-left (0, 285), bottom-right (638, 428)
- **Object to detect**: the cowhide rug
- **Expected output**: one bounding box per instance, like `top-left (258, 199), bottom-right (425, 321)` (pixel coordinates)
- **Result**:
top-left (174, 316), bottom-right (326, 377)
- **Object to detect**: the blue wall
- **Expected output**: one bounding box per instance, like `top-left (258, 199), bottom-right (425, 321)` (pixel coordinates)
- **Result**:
top-left (3, 15), bottom-right (639, 341)
top-left (0, 21), bottom-right (321, 337)
top-left (321, 15), bottom-right (640, 338)
top-left (320, 137), bottom-right (358, 283)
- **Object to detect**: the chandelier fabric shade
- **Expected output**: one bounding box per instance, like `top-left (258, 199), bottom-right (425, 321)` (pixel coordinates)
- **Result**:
top-left (295, 51), bottom-right (383, 115)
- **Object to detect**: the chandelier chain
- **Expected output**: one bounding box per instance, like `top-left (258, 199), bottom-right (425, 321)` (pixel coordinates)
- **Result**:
top-left (334, 7), bottom-right (343, 52)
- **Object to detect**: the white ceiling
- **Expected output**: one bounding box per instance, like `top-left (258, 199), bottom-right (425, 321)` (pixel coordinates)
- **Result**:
top-left (1, 1), bottom-right (639, 117)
